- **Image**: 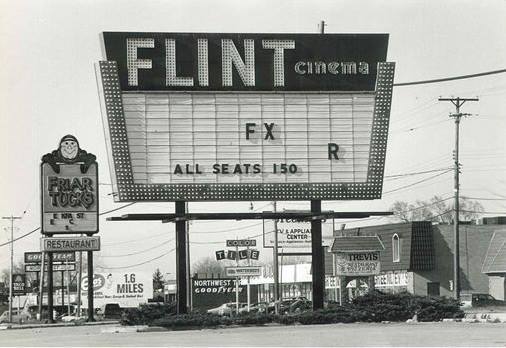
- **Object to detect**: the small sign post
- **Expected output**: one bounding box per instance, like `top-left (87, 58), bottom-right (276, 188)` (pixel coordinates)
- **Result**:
top-left (12, 274), bottom-right (26, 296)
top-left (225, 266), bottom-right (262, 277)
top-left (223, 239), bottom-right (261, 313)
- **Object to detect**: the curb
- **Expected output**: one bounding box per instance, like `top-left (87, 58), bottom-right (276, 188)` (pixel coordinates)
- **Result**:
top-left (0, 320), bottom-right (119, 330)
top-left (101, 325), bottom-right (148, 333)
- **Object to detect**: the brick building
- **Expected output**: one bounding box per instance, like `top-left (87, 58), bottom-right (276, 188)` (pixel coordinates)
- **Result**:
top-left (332, 221), bottom-right (506, 299)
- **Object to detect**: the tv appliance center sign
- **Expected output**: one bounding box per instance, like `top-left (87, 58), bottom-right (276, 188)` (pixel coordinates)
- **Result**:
top-left (97, 32), bottom-right (394, 201)
top-left (263, 218), bottom-right (333, 252)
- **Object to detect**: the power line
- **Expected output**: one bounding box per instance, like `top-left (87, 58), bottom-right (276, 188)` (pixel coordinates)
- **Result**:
top-left (96, 248), bottom-right (175, 269)
top-left (461, 196), bottom-right (506, 201)
top-left (99, 238), bottom-right (175, 257)
top-left (427, 210), bottom-right (454, 221)
top-left (102, 231), bottom-right (168, 246)
top-left (394, 68), bottom-right (506, 87)
top-left (190, 222), bottom-right (263, 234)
top-left (384, 167), bottom-right (453, 179)
top-left (393, 197), bottom-right (453, 214)
top-left (0, 227), bottom-right (39, 247)
top-left (99, 202), bottom-right (137, 215)
top-left (461, 210), bottom-right (506, 215)
top-left (383, 169), bottom-right (453, 195)
top-left (0, 202), bottom-right (139, 248)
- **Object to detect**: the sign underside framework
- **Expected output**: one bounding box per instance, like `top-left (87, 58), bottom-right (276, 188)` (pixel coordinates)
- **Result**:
top-left (96, 32), bottom-right (395, 201)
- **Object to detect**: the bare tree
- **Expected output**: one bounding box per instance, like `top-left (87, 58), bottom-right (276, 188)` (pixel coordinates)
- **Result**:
top-left (0, 261), bottom-right (24, 286)
top-left (390, 195), bottom-right (484, 224)
top-left (192, 257), bottom-right (231, 277)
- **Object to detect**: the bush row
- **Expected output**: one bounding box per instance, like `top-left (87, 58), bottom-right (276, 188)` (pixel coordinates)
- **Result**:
top-left (121, 291), bottom-right (464, 328)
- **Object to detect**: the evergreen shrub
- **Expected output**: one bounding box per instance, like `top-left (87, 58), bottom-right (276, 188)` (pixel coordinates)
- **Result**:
top-left (121, 291), bottom-right (464, 328)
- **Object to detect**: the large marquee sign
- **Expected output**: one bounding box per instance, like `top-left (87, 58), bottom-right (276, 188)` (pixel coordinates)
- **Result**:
top-left (97, 32), bottom-right (394, 201)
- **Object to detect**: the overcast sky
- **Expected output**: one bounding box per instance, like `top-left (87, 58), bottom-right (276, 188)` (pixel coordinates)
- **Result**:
top-left (1, 0), bottom-right (505, 278)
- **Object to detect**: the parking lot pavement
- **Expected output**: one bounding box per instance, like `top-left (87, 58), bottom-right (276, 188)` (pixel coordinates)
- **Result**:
top-left (1, 322), bottom-right (506, 347)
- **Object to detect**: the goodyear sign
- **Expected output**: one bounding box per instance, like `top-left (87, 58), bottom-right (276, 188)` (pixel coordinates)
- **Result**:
top-left (24, 251), bottom-right (75, 263)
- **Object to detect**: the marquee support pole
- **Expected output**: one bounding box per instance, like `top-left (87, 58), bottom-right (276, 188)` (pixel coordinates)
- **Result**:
top-left (47, 251), bottom-right (54, 323)
top-left (61, 270), bottom-right (65, 310)
top-left (87, 250), bottom-right (94, 321)
top-left (311, 200), bottom-right (324, 310)
top-left (175, 201), bottom-right (188, 314)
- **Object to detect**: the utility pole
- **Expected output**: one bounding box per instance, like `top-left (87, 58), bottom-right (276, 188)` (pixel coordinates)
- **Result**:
top-left (438, 96), bottom-right (478, 300)
top-left (319, 20), bottom-right (326, 34)
top-left (2, 215), bottom-right (22, 323)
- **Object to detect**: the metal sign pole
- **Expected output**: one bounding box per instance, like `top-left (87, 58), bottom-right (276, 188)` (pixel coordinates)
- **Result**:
top-left (185, 202), bottom-right (192, 311)
top-left (311, 200), bottom-right (324, 310)
top-left (280, 247), bottom-right (283, 301)
top-left (235, 241), bottom-right (239, 314)
top-left (66, 259), bottom-right (70, 316)
top-left (47, 251), bottom-right (54, 323)
top-left (175, 201), bottom-right (188, 314)
top-left (38, 252), bottom-right (45, 321)
top-left (77, 244), bottom-right (83, 317)
top-left (247, 242), bottom-right (251, 312)
top-left (87, 250), bottom-right (94, 321)
top-left (61, 270), bottom-right (65, 310)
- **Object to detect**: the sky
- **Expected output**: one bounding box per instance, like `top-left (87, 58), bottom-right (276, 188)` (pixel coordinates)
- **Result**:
top-left (1, 0), bottom-right (505, 280)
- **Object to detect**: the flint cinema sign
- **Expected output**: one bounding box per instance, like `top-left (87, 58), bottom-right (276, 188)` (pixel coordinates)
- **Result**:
top-left (97, 32), bottom-right (394, 202)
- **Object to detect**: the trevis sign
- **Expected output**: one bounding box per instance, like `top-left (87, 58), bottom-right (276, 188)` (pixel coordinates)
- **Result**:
top-left (97, 32), bottom-right (394, 201)
top-left (335, 251), bottom-right (381, 276)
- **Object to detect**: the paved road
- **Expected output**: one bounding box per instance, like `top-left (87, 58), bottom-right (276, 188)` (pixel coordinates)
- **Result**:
top-left (1, 322), bottom-right (506, 347)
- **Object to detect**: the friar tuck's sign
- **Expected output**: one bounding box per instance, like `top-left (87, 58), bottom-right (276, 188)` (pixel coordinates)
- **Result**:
top-left (41, 135), bottom-right (98, 234)
top-left (96, 32), bottom-right (395, 201)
